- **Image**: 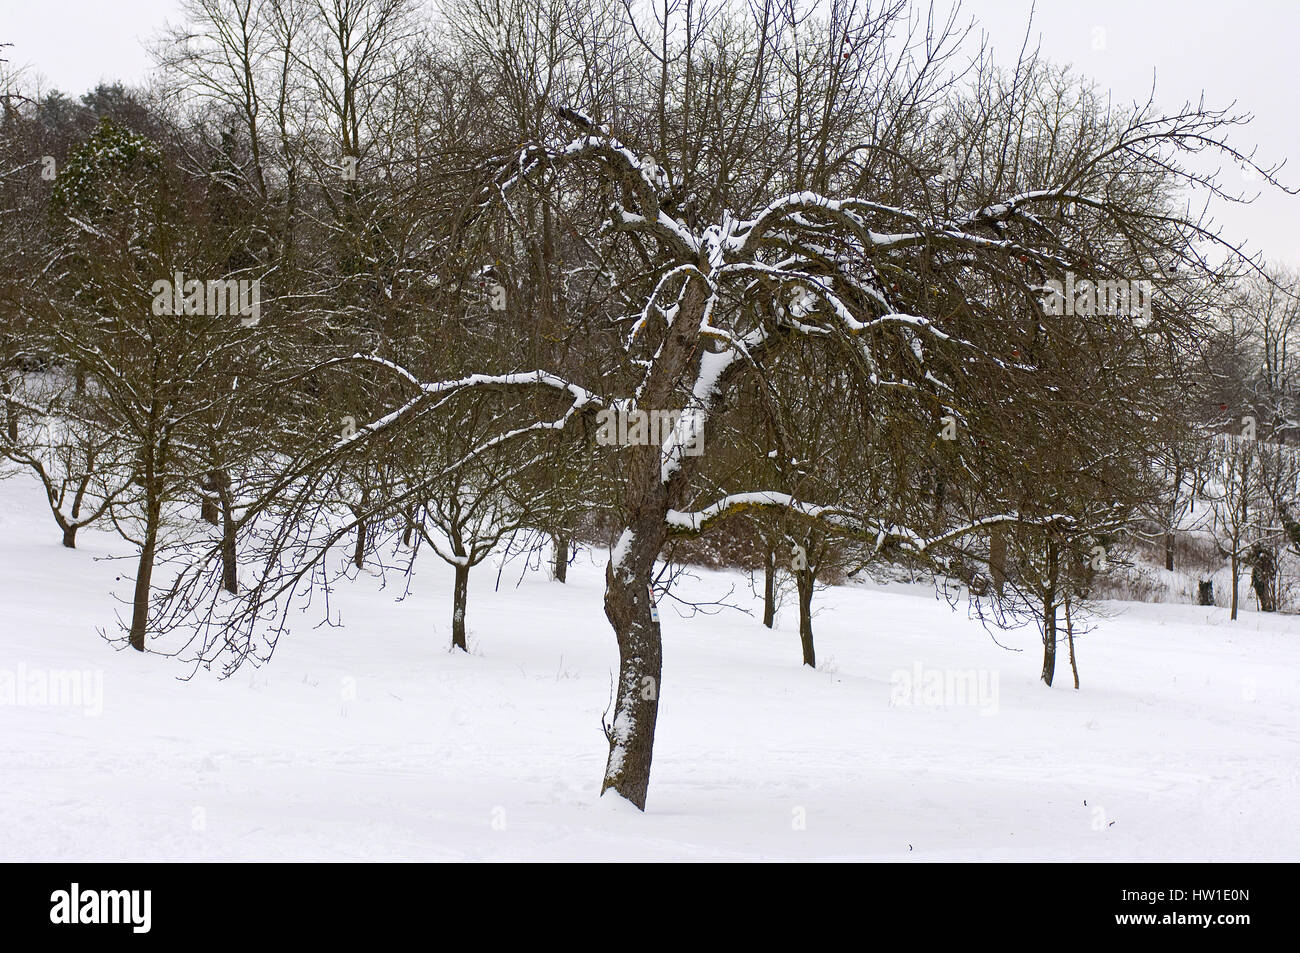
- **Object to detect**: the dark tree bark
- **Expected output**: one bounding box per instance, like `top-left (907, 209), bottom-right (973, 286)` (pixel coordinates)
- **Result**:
top-left (199, 472), bottom-right (220, 525)
top-left (451, 563), bottom-right (469, 651)
top-left (795, 564), bottom-right (815, 668)
top-left (128, 495), bottom-right (161, 652)
top-left (989, 529), bottom-right (1007, 597)
top-left (2, 379), bottom-right (17, 443)
top-left (57, 473), bottom-right (92, 549)
top-left (217, 478), bottom-right (238, 595)
top-left (1250, 546), bottom-right (1277, 612)
top-left (352, 486), bottom-right (370, 570)
top-left (1065, 593), bottom-right (1080, 690)
top-left (762, 545), bottom-right (776, 628)
top-left (1041, 538), bottom-right (1059, 686)
top-left (601, 529), bottom-right (664, 811)
top-left (553, 536), bottom-right (568, 583)
top-left (127, 405), bottom-right (166, 653)
top-left (401, 506), bottom-right (416, 547)
top-left (1041, 602), bottom-right (1057, 686)
top-left (1164, 531), bottom-right (1175, 572)
top-left (353, 519), bottom-right (367, 571)
top-left (1230, 551), bottom-right (1240, 620)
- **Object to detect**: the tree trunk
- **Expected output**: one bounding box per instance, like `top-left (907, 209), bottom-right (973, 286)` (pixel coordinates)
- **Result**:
top-left (1250, 547), bottom-right (1277, 612)
top-left (762, 545), bottom-right (776, 628)
top-left (1065, 593), bottom-right (1079, 690)
top-left (352, 486), bottom-right (369, 570)
top-left (601, 531), bottom-right (664, 811)
top-left (989, 529), bottom-right (1007, 596)
top-left (2, 378), bottom-right (16, 443)
top-left (795, 565), bottom-right (815, 667)
top-left (553, 536), bottom-right (569, 583)
top-left (61, 523), bottom-right (78, 549)
top-left (1041, 538), bottom-right (1059, 686)
top-left (218, 482), bottom-right (237, 595)
top-left (199, 471), bottom-right (219, 525)
top-left (1230, 551), bottom-right (1239, 620)
top-left (353, 517), bottom-right (366, 570)
top-left (128, 498), bottom-right (161, 652)
top-left (1164, 531), bottom-right (1175, 572)
top-left (599, 277), bottom-right (713, 810)
top-left (451, 563), bottom-right (469, 651)
top-left (1041, 600), bottom-right (1057, 686)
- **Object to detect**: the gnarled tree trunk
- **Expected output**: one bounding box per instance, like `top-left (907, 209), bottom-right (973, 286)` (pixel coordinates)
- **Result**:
top-left (599, 281), bottom-right (713, 810)
top-left (601, 520), bottom-right (666, 810)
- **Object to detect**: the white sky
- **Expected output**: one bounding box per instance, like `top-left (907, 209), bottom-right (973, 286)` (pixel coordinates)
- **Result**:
top-left (3, 0), bottom-right (1297, 267)
top-left (958, 0), bottom-right (1300, 270)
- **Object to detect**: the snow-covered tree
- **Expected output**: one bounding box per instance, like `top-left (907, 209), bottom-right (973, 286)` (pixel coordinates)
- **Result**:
top-left (155, 0), bottom-right (1280, 811)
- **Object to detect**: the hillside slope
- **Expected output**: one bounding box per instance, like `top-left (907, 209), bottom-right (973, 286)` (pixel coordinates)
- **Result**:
top-left (1, 473), bottom-right (1297, 861)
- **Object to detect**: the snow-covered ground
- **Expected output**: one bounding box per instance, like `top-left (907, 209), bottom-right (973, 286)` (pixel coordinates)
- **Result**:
top-left (1, 472), bottom-right (1297, 861)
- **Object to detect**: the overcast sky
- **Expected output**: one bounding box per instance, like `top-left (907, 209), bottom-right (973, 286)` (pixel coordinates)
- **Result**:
top-left (4, 0), bottom-right (1297, 267)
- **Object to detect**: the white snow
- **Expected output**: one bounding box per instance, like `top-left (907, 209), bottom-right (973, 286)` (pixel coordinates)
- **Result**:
top-left (0, 472), bottom-right (1297, 861)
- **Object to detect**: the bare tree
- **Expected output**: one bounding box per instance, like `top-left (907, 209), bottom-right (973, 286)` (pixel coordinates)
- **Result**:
top-left (151, 0), bottom-right (1286, 813)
